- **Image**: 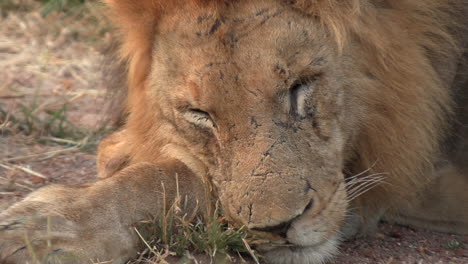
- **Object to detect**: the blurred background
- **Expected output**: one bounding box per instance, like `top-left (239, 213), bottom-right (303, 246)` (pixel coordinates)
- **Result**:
top-left (0, 0), bottom-right (114, 208)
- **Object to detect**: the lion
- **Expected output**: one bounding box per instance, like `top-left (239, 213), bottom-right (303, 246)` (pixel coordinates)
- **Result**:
top-left (1, 0), bottom-right (467, 263)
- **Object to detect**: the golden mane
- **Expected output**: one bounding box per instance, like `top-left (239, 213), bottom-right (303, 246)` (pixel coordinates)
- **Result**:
top-left (105, 0), bottom-right (462, 207)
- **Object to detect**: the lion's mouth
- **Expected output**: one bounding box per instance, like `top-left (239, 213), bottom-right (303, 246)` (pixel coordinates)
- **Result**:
top-left (250, 200), bottom-right (314, 238)
top-left (249, 216), bottom-right (342, 264)
top-left (252, 231), bottom-right (338, 250)
top-left (248, 182), bottom-right (346, 244)
top-left (244, 183), bottom-right (346, 263)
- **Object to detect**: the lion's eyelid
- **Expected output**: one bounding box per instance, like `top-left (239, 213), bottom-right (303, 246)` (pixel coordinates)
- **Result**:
top-left (183, 109), bottom-right (217, 129)
top-left (290, 83), bottom-right (313, 117)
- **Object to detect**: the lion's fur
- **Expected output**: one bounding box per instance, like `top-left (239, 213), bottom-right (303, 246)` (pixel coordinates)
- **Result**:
top-left (1, 1), bottom-right (467, 264)
top-left (106, 0), bottom-right (463, 209)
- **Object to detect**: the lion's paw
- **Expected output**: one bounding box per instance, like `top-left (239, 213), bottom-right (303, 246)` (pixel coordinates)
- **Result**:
top-left (340, 208), bottom-right (386, 240)
top-left (0, 187), bottom-right (139, 264)
top-left (0, 214), bottom-right (85, 264)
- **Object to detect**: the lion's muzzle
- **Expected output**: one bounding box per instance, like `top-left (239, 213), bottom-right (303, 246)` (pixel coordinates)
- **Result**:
top-left (216, 127), bottom-right (347, 248)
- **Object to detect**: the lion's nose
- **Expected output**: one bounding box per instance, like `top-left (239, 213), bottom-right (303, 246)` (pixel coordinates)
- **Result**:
top-left (252, 200), bottom-right (314, 238)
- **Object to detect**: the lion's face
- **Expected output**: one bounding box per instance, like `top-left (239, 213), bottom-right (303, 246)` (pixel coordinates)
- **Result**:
top-left (137, 0), bottom-right (362, 262)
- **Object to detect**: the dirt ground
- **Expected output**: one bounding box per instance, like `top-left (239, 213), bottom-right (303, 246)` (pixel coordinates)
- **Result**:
top-left (0, 7), bottom-right (467, 264)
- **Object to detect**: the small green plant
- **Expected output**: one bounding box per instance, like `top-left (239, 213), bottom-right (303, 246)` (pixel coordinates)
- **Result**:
top-left (18, 89), bottom-right (77, 138)
top-left (446, 238), bottom-right (463, 250)
top-left (0, 0), bottom-right (35, 16)
top-left (1, 98), bottom-right (84, 139)
top-left (38, 0), bottom-right (87, 17)
top-left (0, 86), bottom-right (106, 151)
top-left (0, 0), bottom-right (19, 16)
top-left (133, 180), bottom-right (261, 263)
top-left (0, 0), bottom-right (86, 17)
top-left (137, 212), bottom-right (254, 262)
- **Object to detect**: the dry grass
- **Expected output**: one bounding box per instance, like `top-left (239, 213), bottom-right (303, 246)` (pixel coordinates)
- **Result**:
top-left (0, 0), bottom-right (113, 214)
top-left (0, 0), bottom-right (113, 151)
top-left (130, 177), bottom-right (261, 264)
top-left (132, 210), bottom-right (259, 264)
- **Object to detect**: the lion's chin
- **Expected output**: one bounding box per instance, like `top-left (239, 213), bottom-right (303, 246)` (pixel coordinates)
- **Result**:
top-left (259, 234), bottom-right (341, 264)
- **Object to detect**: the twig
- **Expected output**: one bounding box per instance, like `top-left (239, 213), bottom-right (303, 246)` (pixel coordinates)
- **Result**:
top-left (0, 192), bottom-right (17, 195)
top-left (1, 146), bottom-right (78, 163)
top-left (242, 238), bottom-right (260, 264)
top-left (133, 227), bottom-right (169, 264)
top-left (0, 163), bottom-right (48, 179)
top-left (0, 174), bottom-right (35, 191)
top-left (41, 136), bottom-right (82, 145)
top-left (66, 92), bottom-right (85, 103)
top-left (0, 90), bottom-right (104, 99)
top-left (13, 183), bottom-right (35, 191)
top-left (0, 95), bottom-right (25, 99)
top-left (0, 74), bottom-right (13, 94)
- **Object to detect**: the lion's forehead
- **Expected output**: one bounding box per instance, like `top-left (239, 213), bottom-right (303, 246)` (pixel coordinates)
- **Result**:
top-left (154, 1), bottom-right (332, 67)
top-left (151, 1), bottom-right (335, 116)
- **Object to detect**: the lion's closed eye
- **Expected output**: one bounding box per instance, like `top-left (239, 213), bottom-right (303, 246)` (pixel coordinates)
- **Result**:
top-left (290, 83), bottom-right (312, 117)
top-left (183, 108), bottom-right (217, 129)
top-left (290, 75), bottom-right (320, 118)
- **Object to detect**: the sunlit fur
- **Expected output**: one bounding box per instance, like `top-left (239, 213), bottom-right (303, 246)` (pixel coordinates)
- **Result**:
top-left (99, 0), bottom-right (466, 262)
top-left (0, 1), bottom-right (465, 264)
top-left (107, 0), bottom-right (461, 222)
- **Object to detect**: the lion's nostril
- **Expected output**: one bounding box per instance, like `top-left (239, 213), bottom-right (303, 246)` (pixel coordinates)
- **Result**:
top-left (252, 220), bottom-right (292, 238)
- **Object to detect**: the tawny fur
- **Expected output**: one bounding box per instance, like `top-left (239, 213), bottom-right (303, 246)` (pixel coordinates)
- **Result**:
top-left (0, 1), bottom-right (466, 264)
top-left (110, 0), bottom-right (463, 222)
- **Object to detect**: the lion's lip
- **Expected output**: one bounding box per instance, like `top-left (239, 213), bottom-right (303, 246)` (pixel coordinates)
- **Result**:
top-left (254, 239), bottom-right (329, 252)
top-left (261, 234), bottom-right (342, 264)
top-left (251, 227), bottom-right (341, 253)
top-left (249, 182), bottom-right (346, 247)
top-left (251, 232), bottom-right (333, 249)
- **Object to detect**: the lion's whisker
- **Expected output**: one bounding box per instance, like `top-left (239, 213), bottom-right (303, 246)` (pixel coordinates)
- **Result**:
top-left (347, 175), bottom-right (384, 185)
top-left (346, 174), bottom-right (386, 189)
top-left (346, 172), bottom-right (388, 185)
top-left (347, 177), bottom-right (386, 196)
top-left (345, 173), bottom-right (388, 190)
top-left (347, 182), bottom-right (383, 197)
top-left (347, 180), bottom-right (385, 201)
top-left (347, 177), bottom-right (386, 195)
top-left (345, 160), bottom-right (380, 181)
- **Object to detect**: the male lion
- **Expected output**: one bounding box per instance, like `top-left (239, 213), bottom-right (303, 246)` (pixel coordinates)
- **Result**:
top-left (1, 0), bottom-right (467, 263)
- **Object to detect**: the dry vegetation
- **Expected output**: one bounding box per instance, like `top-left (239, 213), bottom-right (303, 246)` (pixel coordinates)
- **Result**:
top-left (0, 0), bottom-right (110, 207)
top-left (0, 1), bottom-right (466, 263)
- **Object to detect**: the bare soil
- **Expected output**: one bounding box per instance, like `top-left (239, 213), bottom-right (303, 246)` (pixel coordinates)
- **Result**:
top-left (0, 7), bottom-right (466, 264)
